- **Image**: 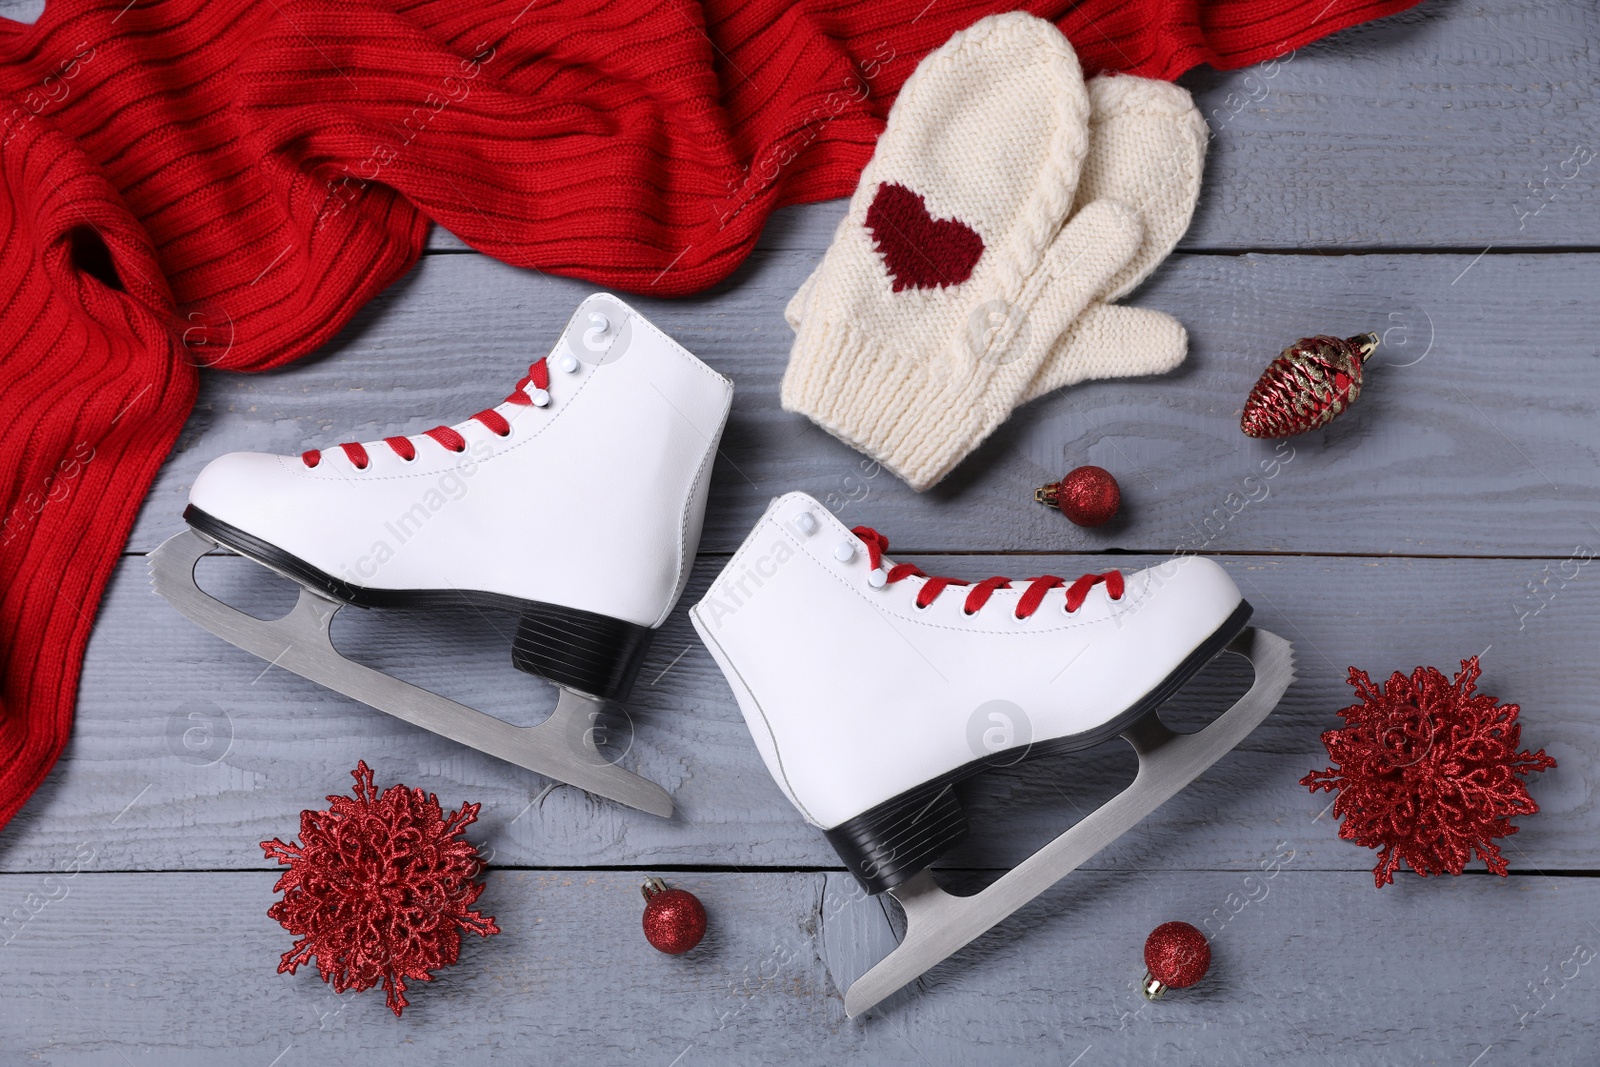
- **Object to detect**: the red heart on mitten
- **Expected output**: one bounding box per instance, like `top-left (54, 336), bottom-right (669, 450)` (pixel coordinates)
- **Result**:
top-left (865, 183), bottom-right (984, 292)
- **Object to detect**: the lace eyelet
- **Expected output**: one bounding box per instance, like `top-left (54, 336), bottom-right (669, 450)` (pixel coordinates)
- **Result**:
top-left (913, 598), bottom-right (932, 611)
top-left (1012, 610), bottom-right (1031, 624)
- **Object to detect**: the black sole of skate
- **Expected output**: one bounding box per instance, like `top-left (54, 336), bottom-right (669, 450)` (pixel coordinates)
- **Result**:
top-left (823, 599), bottom-right (1255, 895)
top-left (183, 505), bottom-right (655, 703)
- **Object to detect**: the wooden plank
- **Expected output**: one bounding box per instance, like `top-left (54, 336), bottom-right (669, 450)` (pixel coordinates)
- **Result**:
top-left (0, 868), bottom-right (1591, 1063)
top-left (127, 247), bottom-right (1600, 557)
top-left (423, 0), bottom-right (1600, 253)
top-left (2, 551), bottom-right (1586, 875)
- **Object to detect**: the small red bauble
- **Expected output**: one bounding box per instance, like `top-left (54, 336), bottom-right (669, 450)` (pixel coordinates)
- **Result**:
top-left (1035, 465), bottom-right (1121, 527)
top-left (641, 877), bottom-right (706, 954)
top-left (1142, 921), bottom-right (1210, 999)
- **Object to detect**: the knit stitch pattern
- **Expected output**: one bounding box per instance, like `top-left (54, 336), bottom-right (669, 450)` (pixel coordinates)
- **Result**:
top-left (787, 71), bottom-right (1210, 411)
top-left (782, 14), bottom-right (1146, 490)
top-left (866, 183), bottom-right (986, 291)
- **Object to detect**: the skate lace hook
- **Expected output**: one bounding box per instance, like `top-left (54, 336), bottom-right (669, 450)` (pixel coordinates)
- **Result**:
top-left (301, 358), bottom-right (553, 469)
top-left (850, 526), bottom-right (1123, 619)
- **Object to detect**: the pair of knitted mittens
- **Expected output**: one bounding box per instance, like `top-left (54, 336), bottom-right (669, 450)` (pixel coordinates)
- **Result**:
top-left (782, 13), bottom-right (1206, 491)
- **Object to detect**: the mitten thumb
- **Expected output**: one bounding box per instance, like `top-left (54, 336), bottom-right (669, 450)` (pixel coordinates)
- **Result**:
top-left (981, 198), bottom-right (1141, 382)
top-left (784, 266), bottom-right (820, 330)
top-left (1021, 303), bottom-right (1187, 403)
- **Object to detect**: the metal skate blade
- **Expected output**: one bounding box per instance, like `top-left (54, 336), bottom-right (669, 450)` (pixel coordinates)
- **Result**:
top-left (843, 626), bottom-right (1295, 1017)
top-left (148, 528), bottom-right (673, 817)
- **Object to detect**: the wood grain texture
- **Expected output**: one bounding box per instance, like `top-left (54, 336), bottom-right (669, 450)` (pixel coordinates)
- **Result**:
top-left (0, 0), bottom-right (43, 20)
top-left (1, 551), bottom-right (1585, 875)
top-left (126, 246), bottom-right (1600, 557)
top-left (1, 869), bottom-right (1594, 1065)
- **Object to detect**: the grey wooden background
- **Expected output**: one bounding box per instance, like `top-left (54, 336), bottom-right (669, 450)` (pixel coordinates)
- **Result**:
top-left (4, 0), bottom-right (1599, 1063)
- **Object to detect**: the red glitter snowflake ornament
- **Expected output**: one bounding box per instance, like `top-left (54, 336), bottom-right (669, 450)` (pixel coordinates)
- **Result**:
top-left (1301, 658), bottom-right (1555, 888)
top-left (261, 762), bottom-right (500, 1016)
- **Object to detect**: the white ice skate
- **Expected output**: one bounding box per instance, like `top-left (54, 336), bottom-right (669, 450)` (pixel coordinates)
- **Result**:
top-left (150, 294), bottom-right (733, 817)
top-left (690, 492), bottom-right (1294, 1012)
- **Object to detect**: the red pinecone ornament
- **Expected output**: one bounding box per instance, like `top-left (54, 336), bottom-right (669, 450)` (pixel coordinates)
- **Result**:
top-left (1241, 333), bottom-right (1378, 438)
top-left (261, 762), bottom-right (500, 1016)
top-left (1301, 658), bottom-right (1555, 888)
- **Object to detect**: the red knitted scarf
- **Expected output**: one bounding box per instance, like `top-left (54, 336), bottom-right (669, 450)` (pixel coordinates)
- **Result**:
top-left (0, 0), bottom-right (1420, 829)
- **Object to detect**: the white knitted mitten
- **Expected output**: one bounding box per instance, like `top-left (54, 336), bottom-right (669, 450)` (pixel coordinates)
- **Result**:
top-left (779, 13), bottom-right (1142, 492)
top-left (1021, 74), bottom-right (1207, 402)
top-left (787, 72), bottom-right (1207, 407)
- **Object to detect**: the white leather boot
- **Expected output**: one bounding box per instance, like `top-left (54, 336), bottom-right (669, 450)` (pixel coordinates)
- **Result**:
top-left (184, 293), bottom-right (732, 701)
top-left (691, 491), bottom-right (1252, 891)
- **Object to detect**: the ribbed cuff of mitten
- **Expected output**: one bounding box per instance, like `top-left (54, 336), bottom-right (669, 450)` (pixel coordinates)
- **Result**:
top-left (781, 317), bottom-right (1008, 492)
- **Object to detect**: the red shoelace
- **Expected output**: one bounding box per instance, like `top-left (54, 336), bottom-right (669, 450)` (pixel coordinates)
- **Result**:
top-left (852, 526), bottom-right (1123, 619)
top-left (301, 358), bottom-right (552, 469)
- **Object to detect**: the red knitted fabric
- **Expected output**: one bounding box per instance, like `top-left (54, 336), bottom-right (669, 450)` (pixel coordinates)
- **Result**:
top-left (0, 0), bottom-right (1422, 830)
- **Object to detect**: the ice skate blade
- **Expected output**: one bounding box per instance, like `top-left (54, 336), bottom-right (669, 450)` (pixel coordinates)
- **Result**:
top-left (148, 528), bottom-right (673, 817)
top-left (843, 626), bottom-right (1295, 1017)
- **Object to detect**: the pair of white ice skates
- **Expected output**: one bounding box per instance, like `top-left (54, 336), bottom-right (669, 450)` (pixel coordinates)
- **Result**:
top-left (152, 294), bottom-right (1293, 1014)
